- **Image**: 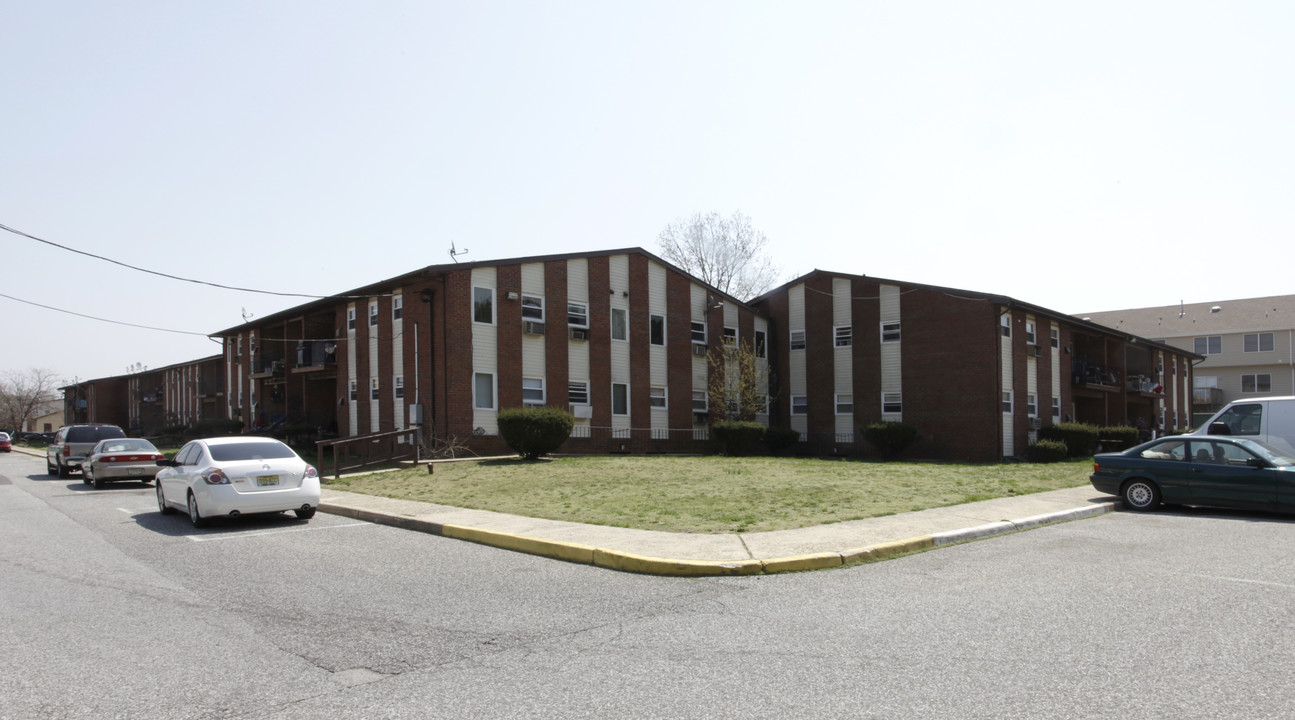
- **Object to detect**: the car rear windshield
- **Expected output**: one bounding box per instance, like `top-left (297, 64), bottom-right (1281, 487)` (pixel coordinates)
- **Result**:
top-left (68, 426), bottom-right (126, 443)
top-left (102, 440), bottom-right (155, 453)
top-left (208, 441), bottom-right (297, 462)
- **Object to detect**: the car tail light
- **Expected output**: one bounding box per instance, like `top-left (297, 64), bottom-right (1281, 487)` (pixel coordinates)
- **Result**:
top-left (1093, 462), bottom-right (1100, 473)
top-left (304, 465), bottom-right (318, 479)
top-left (203, 468), bottom-right (231, 485)
top-left (152, 453), bottom-right (164, 461)
top-left (63, 447), bottom-right (70, 457)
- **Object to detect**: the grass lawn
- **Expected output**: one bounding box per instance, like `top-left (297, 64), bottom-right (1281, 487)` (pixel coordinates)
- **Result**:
top-left (325, 456), bottom-right (1094, 533)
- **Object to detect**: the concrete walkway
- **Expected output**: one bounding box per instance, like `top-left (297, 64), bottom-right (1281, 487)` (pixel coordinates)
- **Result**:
top-left (319, 484), bottom-right (1117, 576)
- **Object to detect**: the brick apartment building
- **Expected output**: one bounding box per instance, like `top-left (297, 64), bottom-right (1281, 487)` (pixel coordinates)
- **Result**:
top-left (62, 356), bottom-right (226, 433)
top-left (214, 248), bottom-right (768, 456)
top-left (751, 270), bottom-right (1199, 460)
top-left (62, 247), bottom-right (1197, 462)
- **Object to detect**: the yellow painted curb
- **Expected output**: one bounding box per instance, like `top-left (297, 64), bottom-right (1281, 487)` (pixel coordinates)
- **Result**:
top-left (442, 524), bottom-right (597, 565)
top-left (761, 552), bottom-right (845, 574)
top-left (593, 549), bottom-right (764, 576)
top-left (842, 536), bottom-right (935, 564)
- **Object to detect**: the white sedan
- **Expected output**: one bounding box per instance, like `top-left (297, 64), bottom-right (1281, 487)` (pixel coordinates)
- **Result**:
top-left (155, 437), bottom-right (321, 527)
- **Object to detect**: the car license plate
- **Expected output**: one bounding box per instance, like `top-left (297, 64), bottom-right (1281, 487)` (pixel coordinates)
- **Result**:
top-left (128, 467), bottom-right (143, 475)
top-left (256, 475), bottom-right (279, 487)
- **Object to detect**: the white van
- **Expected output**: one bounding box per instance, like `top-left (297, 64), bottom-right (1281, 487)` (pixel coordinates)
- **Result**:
top-left (1198, 396), bottom-right (1295, 457)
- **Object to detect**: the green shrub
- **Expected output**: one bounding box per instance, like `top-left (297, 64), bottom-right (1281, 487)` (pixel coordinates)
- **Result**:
top-left (862, 421), bottom-right (918, 459)
top-left (763, 427), bottom-right (800, 456)
top-left (712, 420), bottom-right (766, 456)
top-left (190, 418), bottom-right (246, 438)
top-left (497, 406), bottom-right (574, 460)
top-left (1026, 439), bottom-right (1068, 463)
top-left (1098, 426), bottom-right (1141, 450)
top-left (1038, 422), bottom-right (1099, 457)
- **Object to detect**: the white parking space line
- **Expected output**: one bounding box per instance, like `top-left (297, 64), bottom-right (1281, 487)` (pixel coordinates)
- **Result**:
top-left (115, 508), bottom-right (372, 541)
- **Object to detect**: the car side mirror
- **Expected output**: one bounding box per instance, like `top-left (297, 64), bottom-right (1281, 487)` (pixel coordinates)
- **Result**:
top-left (1208, 421), bottom-right (1231, 436)
top-left (1247, 457), bottom-right (1268, 469)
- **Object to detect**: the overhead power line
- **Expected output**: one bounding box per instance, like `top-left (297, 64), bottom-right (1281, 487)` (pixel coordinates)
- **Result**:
top-left (0, 221), bottom-right (397, 300)
top-left (0, 292), bottom-right (215, 337)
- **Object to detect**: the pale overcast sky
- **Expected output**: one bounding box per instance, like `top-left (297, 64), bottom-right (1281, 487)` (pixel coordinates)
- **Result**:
top-left (3, 1), bottom-right (1292, 384)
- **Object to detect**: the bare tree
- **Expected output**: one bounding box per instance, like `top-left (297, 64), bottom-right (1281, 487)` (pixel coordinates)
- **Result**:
top-left (0, 368), bottom-right (63, 433)
top-left (707, 340), bottom-right (773, 422)
top-left (657, 211), bottom-right (779, 301)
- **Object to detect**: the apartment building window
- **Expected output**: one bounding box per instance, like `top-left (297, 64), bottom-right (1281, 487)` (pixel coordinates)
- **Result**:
top-left (835, 394), bottom-right (853, 414)
top-left (650, 387), bottom-right (667, 408)
top-left (1050, 327), bottom-right (1060, 349)
top-left (395, 375), bottom-right (404, 399)
top-left (392, 294), bottom-right (403, 321)
top-left (723, 327), bottom-right (738, 347)
top-left (347, 308), bottom-right (356, 331)
top-left (370, 378), bottom-right (380, 401)
top-left (754, 330), bottom-right (767, 359)
top-left (1244, 333), bottom-right (1274, 353)
top-left (790, 329), bottom-right (806, 351)
top-left (1242, 374), bottom-right (1272, 393)
top-left (369, 301), bottom-right (379, 327)
top-left (791, 395), bottom-right (808, 415)
top-left (568, 381), bottom-right (589, 405)
top-left (522, 378), bottom-right (545, 405)
top-left (521, 295), bottom-right (544, 321)
top-left (650, 315), bottom-right (665, 346)
top-left (473, 287), bottom-right (494, 325)
top-left (1052, 395), bottom-right (1061, 418)
top-left (1026, 393), bottom-right (1037, 416)
top-left (473, 372), bottom-right (495, 410)
top-left (349, 379), bottom-right (357, 402)
top-left (1194, 336), bottom-right (1221, 355)
top-left (691, 321), bottom-right (707, 344)
top-left (1025, 321), bottom-right (1036, 345)
top-left (882, 392), bottom-right (902, 414)
top-left (834, 326), bottom-right (852, 347)
top-left (567, 302), bottom-right (588, 328)
top-left (692, 390), bottom-right (708, 411)
top-left (1000, 315), bottom-right (1011, 338)
top-left (1002, 391), bottom-right (1012, 413)
top-left (612, 383), bottom-right (629, 416)
top-left (881, 322), bottom-right (901, 343)
top-left (611, 308), bottom-right (628, 341)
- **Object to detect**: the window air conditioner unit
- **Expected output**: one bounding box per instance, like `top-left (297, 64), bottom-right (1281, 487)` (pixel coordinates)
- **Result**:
top-left (569, 327), bottom-right (589, 341)
top-left (693, 411), bottom-right (710, 424)
top-left (1032, 345), bottom-right (1042, 357)
top-left (524, 321), bottom-right (545, 335)
top-left (570, 404), bottom-right (593, 419)
top-left (692, 343), bottom-right (708, 356)
top-left (1031, 417), bottom-right (1042, 429)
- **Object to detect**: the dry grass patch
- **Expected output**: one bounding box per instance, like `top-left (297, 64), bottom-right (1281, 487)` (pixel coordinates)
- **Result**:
top-left (326, 456), bottom-right (1093, 533)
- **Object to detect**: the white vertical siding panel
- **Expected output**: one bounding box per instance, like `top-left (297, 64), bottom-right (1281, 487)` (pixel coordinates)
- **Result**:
top-left (1001, 333), bottom-right (1013, 457)
top-left (649, 263), bottom-right (668, 428)
top-left (369, 299), bottom-right (380, 433)
top-left (880, 285), bottom-right (902, 419)
top-left (471, 267), bottom-right (498, 434)
top-left (691, 284), bottom-right (708, 424)
top-left (789, 284), bottom-right (807, 437)
top-left (520, 265), bottom-right (546, 391)
top-left (346, 304), bottom-right (357, 435)
top-left (1051, 322), bottom-right (1061, 420)
top-left (392, 288), bottom-right (405, 431)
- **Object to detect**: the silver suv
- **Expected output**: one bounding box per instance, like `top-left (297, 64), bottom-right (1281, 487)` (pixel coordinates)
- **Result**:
top-left (47, 424), bottom-right (127, 478)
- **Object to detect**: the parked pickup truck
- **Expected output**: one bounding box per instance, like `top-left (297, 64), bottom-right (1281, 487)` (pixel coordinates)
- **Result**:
top-left (47, 424), bottom-right (126, 478)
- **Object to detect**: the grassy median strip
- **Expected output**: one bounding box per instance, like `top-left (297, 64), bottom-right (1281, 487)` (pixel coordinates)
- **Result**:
top-left (325, 456), bottom-right (1092, 533)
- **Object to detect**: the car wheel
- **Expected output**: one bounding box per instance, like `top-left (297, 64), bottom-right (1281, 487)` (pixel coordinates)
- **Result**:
top-left (295, 507), bottom-right (317, 520)
top-left (93, 474), bottom-right (105, 490)
top-left (47, 459), bottom-right (57, 476)
top-left (1122, 479), bottom-right (1161, 511)
top-left (82, 466), bottom-right (93, 485)
top-left (57, 460), bottom-right (69, 479)
top-left (187, 492), bottom-right (210, 528)
top-left (156, 483), bottom-right (174, 514)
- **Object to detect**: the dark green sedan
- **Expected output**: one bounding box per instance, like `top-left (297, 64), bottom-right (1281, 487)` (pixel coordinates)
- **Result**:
top-left (1090, 436), bottom-right (1295, 511)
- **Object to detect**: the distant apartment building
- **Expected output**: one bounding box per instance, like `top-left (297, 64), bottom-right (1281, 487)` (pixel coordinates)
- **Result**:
top-left (62, 356), bottom-right (226, 434)
top-left (1080, 295), bottom-right (1295, 425)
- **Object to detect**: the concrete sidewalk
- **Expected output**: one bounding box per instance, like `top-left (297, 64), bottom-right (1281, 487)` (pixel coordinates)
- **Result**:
top-left (319, 485), bottom-right (1117, 576)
